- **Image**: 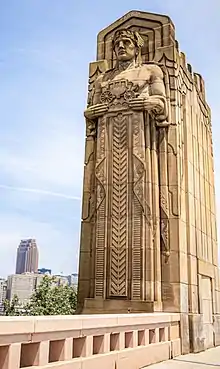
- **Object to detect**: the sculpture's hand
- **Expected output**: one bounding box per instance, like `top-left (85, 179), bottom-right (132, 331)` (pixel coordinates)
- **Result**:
top-left (143, 97), bottom-right (164, 115)
top-left (156, 121), bottom-right (170, 127)
top-left (129, 96), bottom-right (164, 114)
top-left (84, 104), bottom-right (109, 120)
top-left (128, 97), bottom-right (145, 111)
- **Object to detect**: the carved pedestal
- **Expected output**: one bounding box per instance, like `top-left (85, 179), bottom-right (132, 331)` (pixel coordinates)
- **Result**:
top-left (79, 101), bottom-right (167, 313)
top-left (95, 109), bottom-right (153, 299)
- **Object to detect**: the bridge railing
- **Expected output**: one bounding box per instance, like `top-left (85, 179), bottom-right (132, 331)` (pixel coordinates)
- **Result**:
top-left (0, 313), bottom-right (181, 369)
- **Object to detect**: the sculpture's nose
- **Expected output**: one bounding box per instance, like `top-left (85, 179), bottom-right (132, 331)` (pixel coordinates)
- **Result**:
top-left (118, 40), bottom-right (125, 49)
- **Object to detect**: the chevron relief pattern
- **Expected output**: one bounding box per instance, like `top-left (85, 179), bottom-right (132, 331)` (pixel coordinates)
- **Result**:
top-left (132, 116), bottom-right (145, 299)
top-left (95, 118), bottom-right (106, 298)
top-left (109, 114), bottom-right (128, 297)
top-left (132, 196), bottom-right (142, 299)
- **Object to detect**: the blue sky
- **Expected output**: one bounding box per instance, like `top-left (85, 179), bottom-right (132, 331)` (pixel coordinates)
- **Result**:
top-left (0, 0), bottom-right (219, 277)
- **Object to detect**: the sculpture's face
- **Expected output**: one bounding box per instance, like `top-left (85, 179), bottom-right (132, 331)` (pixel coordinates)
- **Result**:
top-left (114, 36), bottom-right (136, 62)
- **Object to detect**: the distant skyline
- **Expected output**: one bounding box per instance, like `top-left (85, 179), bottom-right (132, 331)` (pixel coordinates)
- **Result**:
top-left (0, 1), bottom-right (220, 277)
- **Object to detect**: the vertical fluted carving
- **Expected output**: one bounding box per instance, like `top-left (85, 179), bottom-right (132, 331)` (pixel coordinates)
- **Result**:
top-left (109, 114), bottom-right (128, 297)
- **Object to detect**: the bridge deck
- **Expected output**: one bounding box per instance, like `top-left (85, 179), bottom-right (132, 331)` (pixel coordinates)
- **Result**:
top-left (144, 346), bottom-right (220, 368)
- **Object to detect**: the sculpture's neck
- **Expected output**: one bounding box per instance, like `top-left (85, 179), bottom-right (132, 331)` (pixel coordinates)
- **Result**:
top-left (117, 60), bottom-right (135, 71)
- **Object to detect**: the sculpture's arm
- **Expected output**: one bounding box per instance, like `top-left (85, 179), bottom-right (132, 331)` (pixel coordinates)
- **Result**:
top-left (129, 65), bottom-right (168, 125)
top-left (147, 66), bottom-right (168, 122)
top-left (84, 76), bottom-right (109, 120)
top-left (92, 80), bottom-right (102, 105)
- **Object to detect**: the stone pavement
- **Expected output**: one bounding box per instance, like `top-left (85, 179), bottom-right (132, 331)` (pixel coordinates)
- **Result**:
top-left (143, 347), bottom-right (220, 368)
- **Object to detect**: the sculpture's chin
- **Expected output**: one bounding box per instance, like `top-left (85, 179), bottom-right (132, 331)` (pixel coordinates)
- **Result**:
top-left (117, 55), bottom-right (132, 62)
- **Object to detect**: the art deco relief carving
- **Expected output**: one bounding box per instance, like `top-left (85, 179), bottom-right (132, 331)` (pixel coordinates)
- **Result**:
top-left (77, 15), bottom-right (220, 352)
top-left (109, 113), bottom-right (128, 297)
top-left (81, 27), bottom-right (171, 302)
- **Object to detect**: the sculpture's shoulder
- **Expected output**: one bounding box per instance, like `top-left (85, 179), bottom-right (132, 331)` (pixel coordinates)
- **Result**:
top-left (102, 68), bottom-right (117, 82)
top-left (142, 63), bottom-right (164, 80)
top-left (94, 68), bottom-right (115, 85)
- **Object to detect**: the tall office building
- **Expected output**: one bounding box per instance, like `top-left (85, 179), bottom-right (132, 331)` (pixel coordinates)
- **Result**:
top-left (15, 239), bottom-right (39, 274)
top-left (0, 279), bottom-right (7, 314)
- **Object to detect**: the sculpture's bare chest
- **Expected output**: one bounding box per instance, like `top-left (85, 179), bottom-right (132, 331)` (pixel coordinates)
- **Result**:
top-left (99, 66), bottom-right (152, 106)
top-left (101, 66), bottom-right (151, 89)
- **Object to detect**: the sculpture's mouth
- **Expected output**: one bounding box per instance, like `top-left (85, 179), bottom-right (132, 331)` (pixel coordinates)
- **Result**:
top-left (118, 49), bottom-right (126, 55)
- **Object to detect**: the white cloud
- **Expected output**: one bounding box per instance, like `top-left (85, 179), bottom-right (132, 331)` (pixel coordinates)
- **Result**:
top-left (0, 122), bottom-right (83, 278)
top-left (0, 184), bottom-right (81, 201)
top-left (0, 126), bottom-right (85, 195)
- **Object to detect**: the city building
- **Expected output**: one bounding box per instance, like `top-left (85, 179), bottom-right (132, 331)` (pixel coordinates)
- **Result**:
top-left (15, 239), bottom-right (39, 274)
top-left (7, 273), bottom-right (44, 306)
top-left (38, 268), bottom-right (51, 275)
top-left (0, 279), bottom-right (7, 314)
top-left (67, 273), bottom-right (78, 290)
top-left (53, 274), bottom-right (69, 286)
top-left (54, 273), bottom-right (78, 289)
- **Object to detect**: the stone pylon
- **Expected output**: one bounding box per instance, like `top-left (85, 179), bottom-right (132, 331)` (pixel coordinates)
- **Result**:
top-left (77, 10), bottom-right (220, 353)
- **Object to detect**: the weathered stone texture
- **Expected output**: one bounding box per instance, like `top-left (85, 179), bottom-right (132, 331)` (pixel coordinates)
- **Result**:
top-left (77, 10), bottom-right (220, 352)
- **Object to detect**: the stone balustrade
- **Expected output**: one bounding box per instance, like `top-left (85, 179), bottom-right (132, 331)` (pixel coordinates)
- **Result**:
top-left (0, 313), bottom-right (181, 369)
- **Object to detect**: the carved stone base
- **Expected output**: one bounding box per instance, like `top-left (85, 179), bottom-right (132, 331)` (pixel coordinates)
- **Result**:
top-left (80, 298), bottom-right (163, 314)
top-left (188, 314), bottom-right (205, 353)
top-left (184, 313), bottom-right (217, 354)
top-left (214, 315), bottom-right (220, 346)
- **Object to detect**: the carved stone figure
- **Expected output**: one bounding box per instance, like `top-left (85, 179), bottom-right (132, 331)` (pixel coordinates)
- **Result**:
top-left (77, 10), bottom-right (220, 353)
top-left (78, 28), bottom-right (170, 311)
top-left (85, 29), bottom-right (168, 125)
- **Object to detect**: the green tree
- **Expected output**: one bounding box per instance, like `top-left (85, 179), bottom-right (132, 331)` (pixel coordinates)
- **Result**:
top-left (4, 295), bottom-right (20, 316)
top-left (24, 275), bottom-right (77, 316)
